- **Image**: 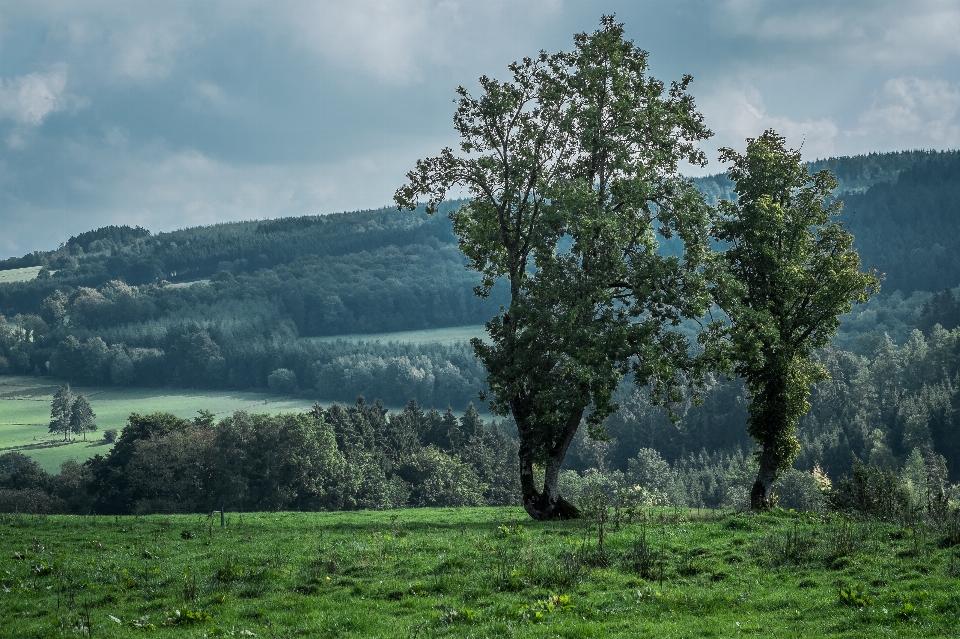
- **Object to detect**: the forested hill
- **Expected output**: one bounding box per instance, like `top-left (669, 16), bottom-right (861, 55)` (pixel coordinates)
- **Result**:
top-left (695, 149), bottom-right (960, 294)
top-left (693, 148), bottom-right (959, 205)
top-left (0, 199), bottom-right (509, 336)
top-left (842, 154), bottom-right (960, 293)
top-left (0, 149), bottom-right (959, 409)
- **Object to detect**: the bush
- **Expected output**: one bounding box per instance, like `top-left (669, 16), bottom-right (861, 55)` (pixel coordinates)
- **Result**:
top-left (103, 429), bottom-right (118, 443)
top-left (775, 468), bottom-right (827, 512)
top-left (0, 488), bottom-right (66, 514)
top-left (396, 446), bottom-right (486, 507)
top-left (827, 456), bottom-right (913, 521)
top-left (267, 368), bottom-right (298, 393)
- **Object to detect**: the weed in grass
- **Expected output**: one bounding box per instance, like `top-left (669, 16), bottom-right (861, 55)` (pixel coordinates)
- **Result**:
top-left (182, 568), bottom-right (200, 603)
top-left (164, 605), bottom-right (213, 625)
top-left (839, 583), bottom-right (873, 608)
top-left (553, 547), bottom-right (582, 587)
top-left (627, 523), bottom-right (656, 579)
top-left (764, 517), bottom-right (816, 566)
top-left (515, 594), bottom-right (574, 624)
top-left (827, 516), bottom-right (859, 562)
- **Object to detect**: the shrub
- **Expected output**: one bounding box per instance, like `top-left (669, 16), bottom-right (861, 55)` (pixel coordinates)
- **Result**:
top-left (267, 368), bottom-right (298, 393)
top-left (103, 429), bottom-right (118, 443)
top-left (827, 456), bottom-right (912, 521)
top-left (0, 488), bottom-right (66, 514)
top-left (775, 468), bottom-right (826, 512)
top-left (395, 446), bottom-right (486, 507)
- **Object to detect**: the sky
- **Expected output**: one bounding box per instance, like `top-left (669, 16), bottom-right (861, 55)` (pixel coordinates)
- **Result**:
top-left (2, 0), bottom-right (959, 259)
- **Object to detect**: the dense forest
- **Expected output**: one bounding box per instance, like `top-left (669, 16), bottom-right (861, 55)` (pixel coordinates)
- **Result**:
top-left (2, 149), bottom-right (960, 505)
top-left (5, 315), bottom-right (960, 513)
top-left (0, 401), bottom-right (521, 515)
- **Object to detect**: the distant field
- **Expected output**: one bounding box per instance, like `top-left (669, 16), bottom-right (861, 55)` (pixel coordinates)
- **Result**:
top-left (0, 265), bottom-right (42, 283)
top-left (0, 376), bottom-right (320, 472)
top-left (167, 278), bottom-right (210, 289)
top-left (308, 324), bottom-right (486, 345)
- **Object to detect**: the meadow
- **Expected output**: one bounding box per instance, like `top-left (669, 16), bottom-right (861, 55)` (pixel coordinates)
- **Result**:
top-left (1, 507), bottom-right (958, 638)
top-left (0, 266), bottom-right (42, 284)
top-left (0, 376), bottom-right (319, 472)
top-left (307, 324), bottom-right (486, 346)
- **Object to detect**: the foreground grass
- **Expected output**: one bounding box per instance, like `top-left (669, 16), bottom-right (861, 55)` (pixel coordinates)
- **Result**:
top-left (1, 508), bottom-right (958, 638)
top-left (0, 376), bottom-right (319, 471)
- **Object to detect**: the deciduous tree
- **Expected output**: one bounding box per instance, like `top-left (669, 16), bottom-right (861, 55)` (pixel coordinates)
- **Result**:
top-left (396, 16), bottom-right (712, 519)
top-left (69, 395), bottom-right (97, 442)
top-left (709, 130), bottom-right (880, 510)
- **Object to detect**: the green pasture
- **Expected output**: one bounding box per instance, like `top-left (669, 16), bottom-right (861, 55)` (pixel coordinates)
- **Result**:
top-left (0, 266), bottom-right (42, 283)
top-left (308, 324), bottom-right (486, 345)
top-left (1, 507), bottom-right (958, 638)
top-left (0, 376), bottom-right (318, 472)
top-left (167, 279), bottom-right (210, 289)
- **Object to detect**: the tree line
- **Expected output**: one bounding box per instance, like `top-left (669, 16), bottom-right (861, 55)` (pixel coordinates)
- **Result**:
top-left (0, 400), bottom-right (520, 515)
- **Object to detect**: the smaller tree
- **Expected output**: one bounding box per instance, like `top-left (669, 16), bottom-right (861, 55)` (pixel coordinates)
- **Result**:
top-left (49, 385), bottom-right (74, 441)
top-left (267, 368), bottom-right (298, 393)
top-left (70, 395), bottom-right (97, 442)
top-left (710, 130), bottom-right (880, 510)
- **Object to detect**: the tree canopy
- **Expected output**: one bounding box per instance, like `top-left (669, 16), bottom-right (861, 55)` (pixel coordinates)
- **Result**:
top-left (49, 384), bottom-right (74, 441)
top-left (710, 130), bottom-right (880, 510)
top-left (396, 16), bottom-right (713, 519)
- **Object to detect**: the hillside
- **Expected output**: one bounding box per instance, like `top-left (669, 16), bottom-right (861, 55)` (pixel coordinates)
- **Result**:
top-left (2, 149), bottom-right (960, 482)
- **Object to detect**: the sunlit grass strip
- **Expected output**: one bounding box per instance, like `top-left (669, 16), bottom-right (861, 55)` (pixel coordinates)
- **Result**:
top-left (0, 376), bottom-right (319, 471)
top-left (0, 266), bottom-right (43, 284)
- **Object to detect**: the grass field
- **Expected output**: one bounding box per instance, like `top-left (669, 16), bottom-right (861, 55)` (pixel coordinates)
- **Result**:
top-left (307, 324), bottom-right (486, 346)
top-left (1, 507), bottom-right (957, 638)
top-left (0, 376), bottom-right (319, 472)
top-left (0, 266), bottom-right (43, 283)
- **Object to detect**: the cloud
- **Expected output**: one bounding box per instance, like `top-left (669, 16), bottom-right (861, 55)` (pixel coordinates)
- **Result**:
top-left (0, 64), bottom-right (88, 149)
top-left (0, 65), bottom-right (72, 126)
top-left (282, 0), bottom-right (563, 86)
top-left (108, 21), bottom-right (195, 82)
top-left (853, 76), bottom-right (960, 149)
top-left (697, 84), bottom-right (839, 165)
top-left (0, 132), bottom-right (443, 256)
top-left (870, 6), bottom-right (960, 66)
top-left (710, 0), bottom-right (960, 71)
top-left (182, 81), bottom-right (243, 117)
top-left (104, 146), bottom-right (426, 231)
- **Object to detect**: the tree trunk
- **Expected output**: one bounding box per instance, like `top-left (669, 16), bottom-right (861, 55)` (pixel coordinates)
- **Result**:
top-left (518, 410), bottom-right (583, 520)
top-left (750, 447), bottom-right (779, 511)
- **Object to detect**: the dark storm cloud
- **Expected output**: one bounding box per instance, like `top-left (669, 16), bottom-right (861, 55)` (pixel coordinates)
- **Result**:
top-left (1, 0), bottom-right (958, 258)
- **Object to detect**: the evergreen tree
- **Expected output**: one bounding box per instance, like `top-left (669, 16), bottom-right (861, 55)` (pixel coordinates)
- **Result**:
top-left (49, 385), bottom-right (74, 441)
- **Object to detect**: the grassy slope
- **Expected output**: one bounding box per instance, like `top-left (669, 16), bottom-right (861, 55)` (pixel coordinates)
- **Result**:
top-left (0, 266), bottom-right (41, 283)
top-left (0, 376), bottom-right (319, 472)
top-left (306, 324), bottom-right (487, 346)
top-left (1, 508), bottom-right (957, 638)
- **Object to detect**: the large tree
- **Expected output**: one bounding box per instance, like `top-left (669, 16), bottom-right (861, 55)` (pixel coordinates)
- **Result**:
top-left (396, 16), bottom-right (712, 520)
top-left (710, 130), bottom-right (880, 510)
top-left (49, 384), bottom-right (74, 441)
